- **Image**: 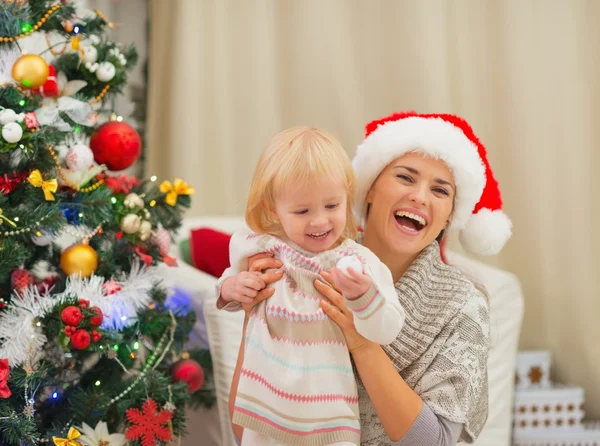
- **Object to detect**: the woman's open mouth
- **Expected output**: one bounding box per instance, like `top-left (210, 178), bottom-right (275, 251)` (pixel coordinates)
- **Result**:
top-left (394, 210), bottom-right (427, 234)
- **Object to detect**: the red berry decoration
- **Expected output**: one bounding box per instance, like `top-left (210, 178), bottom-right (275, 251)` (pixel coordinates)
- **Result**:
top-left (70, 329), bottom-right (91, 350)
top-left (64, 326), bottom-right (76, 337)
top-left (89, 306), bottom-right (103, 326)
top-left (89, 121), bottom-right (141, 171)
top-left (91, 330), bottom-right (102, 342)
top-left (79, 299), bottom-right (89, 309)
top-left (171, 359), bottom-right (204, 392)
top-left (61, 306), bottom-right (84, 326)
top-left (11, 268), bottom-right (32, 293)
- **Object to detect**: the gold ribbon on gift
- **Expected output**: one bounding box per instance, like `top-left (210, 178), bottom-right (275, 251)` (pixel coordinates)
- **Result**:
top-left (28, 170), bottom-right (58, 201)
top-left (0, 209), bottom-right (17, 227)
top-left (52, 427), bottom-right (82, 446)
top-left (159, 179), bottom-right (194, 206)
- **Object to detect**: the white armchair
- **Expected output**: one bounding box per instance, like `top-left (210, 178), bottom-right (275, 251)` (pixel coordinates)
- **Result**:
top-left (160, 216), bottom-right (524, 446)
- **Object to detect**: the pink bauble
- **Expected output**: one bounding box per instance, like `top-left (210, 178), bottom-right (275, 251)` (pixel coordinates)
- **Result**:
top-left (66, 144), bottom-right (94, 171)
top-left (152, 227), bottom-right (171, 253)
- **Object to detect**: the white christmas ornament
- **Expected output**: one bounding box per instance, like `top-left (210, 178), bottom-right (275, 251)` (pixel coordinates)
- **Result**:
top-left (336, 255), bottom-right (363, 277)
top-left (82, 45), bottom-right (98, 64)
top-left (96, 62), bottom-right (115, 82)
top-left (139, 220), bottom-right (152, 241)
top-left (31, 230), bottom-right (53, 246)
top-left (124, 193), bottom-right (144, 209)
top-left (0, 109), bottom-right (23, 125)
top-left (2, 122), bottom-right (23, 143)
top-left (120, 214), bottom-right (141, 234)
top-left (66, 144), bottom-right (94, 171)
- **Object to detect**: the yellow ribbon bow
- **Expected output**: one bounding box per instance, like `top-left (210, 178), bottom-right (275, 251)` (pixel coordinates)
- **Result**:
top-left (159, 178), bottom-right (194, 206)
top-left (28, 170), bottom-right (58, 201)
top-left (52, 427), bottom-right (82, 446)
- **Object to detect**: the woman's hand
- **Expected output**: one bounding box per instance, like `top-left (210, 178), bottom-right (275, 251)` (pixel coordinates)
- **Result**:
top-left (242, 252), bottom-right (283, 313)
top-left (315, 270), bottom-right (369, 353)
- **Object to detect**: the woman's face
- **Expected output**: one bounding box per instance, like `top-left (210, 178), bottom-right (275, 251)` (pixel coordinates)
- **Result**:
top-left (365, 152), bottom-right (455, 258)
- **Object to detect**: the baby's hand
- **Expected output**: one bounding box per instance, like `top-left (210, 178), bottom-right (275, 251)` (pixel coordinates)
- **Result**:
top-left (330, 264), bottom-right (372, 300)
top-left (221, 271), bottom-right (266, 304)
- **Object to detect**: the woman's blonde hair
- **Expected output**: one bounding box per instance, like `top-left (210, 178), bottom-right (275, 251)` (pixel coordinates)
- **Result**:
top-left (246, 126), bottom-right (357, 240)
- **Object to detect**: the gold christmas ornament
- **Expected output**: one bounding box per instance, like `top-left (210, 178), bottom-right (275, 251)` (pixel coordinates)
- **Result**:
top-left (12, 54), bottom-right (49, 89)
top-left (120, 213), bottom-right (142, 234)
top-left (60, 244), bottom-right (98, 278)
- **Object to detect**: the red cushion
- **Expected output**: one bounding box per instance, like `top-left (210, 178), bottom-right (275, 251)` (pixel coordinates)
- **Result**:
top-left (190, 228), bottom-right (232, 277)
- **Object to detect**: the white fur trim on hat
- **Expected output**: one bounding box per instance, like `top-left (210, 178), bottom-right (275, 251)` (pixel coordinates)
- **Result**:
top-left (459, 209), bottom-right (512, 255)
top-left (353, 116), bottom-right (486, 232)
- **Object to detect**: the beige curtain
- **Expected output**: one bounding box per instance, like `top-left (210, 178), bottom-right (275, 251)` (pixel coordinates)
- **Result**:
top-left (147, 0), bottom-right (600, 418)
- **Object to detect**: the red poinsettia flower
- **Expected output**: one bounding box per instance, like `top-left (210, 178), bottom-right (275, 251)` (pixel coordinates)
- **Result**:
top-left (125, 398), bottom-right (172, 446)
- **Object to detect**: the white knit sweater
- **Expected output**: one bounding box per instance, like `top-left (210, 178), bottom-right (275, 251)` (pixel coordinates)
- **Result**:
top-left (218, 229), bottom-right (405, 445)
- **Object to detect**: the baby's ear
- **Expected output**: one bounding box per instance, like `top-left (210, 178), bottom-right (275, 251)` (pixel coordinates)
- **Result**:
top-left (261, 200), bottom-right (279, 223)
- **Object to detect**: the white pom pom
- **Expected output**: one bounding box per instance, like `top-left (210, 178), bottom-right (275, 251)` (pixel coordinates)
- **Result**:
top-left (2, 122), bottom-right (22, 143)
top-left (459, 209), bottom-right (512, 256)
top-left (96, 62), bottom-right (115, 82)
top-left (336, 255), bottom-right (363, 277)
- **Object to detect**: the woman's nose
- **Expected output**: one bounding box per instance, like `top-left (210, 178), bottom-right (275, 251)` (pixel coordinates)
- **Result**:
top-left (408, 185), bottom-right (428, 206)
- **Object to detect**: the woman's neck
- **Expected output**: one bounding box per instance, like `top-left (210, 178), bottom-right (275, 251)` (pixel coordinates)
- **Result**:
top-left (362, 231), bottom-right (418, 283)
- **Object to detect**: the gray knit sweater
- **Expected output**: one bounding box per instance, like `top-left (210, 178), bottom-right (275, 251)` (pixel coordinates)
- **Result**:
top-left (357, 241), bottom-right (490, 445)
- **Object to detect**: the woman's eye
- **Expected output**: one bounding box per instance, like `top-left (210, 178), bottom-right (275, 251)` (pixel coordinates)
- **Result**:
top-left (433, 187), bottom-right (449, 196)
top-left (397, 174), bottom-right (413, 182)
top-left (294, 209), bottom-right (308, 215)
top-left (325, 203), bottom-right (339, 210)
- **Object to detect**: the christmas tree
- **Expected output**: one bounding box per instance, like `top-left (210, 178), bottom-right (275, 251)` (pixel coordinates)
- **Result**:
top-left (0, 1), bottom-right (213, 444)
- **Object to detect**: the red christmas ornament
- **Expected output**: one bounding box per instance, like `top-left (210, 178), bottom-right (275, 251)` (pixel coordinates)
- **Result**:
top-left (31, 65), bottom-right (59, 98)
top-left (89, 121), bottom-right (141, 171)
top-left (11, 268), bottom-right (32, 294)
top-left (61, 306), bottom-right (84, 326)
top-left (91, 330), bottom-right (102, 342)
top-left (125, 398), bottom-right (172, 446)
top-left (171, 359), bottom-right (204, 392)
top-left (89, 306), bottom-right (103, 326)
top-left (0, 359), bottom-right (11, 399)
top-left (70, 329), bottom-right (91, 350)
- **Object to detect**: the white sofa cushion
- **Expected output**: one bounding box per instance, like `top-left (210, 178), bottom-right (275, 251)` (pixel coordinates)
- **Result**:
top-left (168, 217), bottom-right (524, 446)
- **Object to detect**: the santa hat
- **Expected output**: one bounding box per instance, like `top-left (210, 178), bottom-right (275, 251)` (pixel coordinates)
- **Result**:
top-left (352, 111), bottom-right (512, 256)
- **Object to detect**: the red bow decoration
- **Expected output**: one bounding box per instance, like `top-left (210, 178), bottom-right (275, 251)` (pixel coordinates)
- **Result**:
top-left (135, 247), bottom-right (177, 268)
top-left (135, 247), bottom-right (153, 267)
top-left (0, 359), bottom-right (12, 398)
top-left (31, 65), bottom-right (60, 98)
top-left (162, 254), bottom-right (178, 267)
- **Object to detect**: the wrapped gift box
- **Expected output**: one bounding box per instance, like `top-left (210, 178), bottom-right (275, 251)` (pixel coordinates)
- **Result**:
top-left (513, 421), bottom-right (600, 445)
top-left (516, 350), bottom-right (552, 390)
top-left (513, 385), bottom-right (585, 433)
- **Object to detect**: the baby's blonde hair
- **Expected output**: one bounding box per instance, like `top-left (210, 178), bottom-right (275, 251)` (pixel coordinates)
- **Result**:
top-left (246, 126), bottom-right (357, 240)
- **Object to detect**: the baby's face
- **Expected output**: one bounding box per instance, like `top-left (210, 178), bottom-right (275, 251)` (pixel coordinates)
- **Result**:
top-left (273, 179), bottom-right (347, 253)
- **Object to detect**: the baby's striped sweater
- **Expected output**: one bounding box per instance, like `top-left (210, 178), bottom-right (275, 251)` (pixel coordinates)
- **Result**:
top-left (218, 229), bottom-right (405, 446)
